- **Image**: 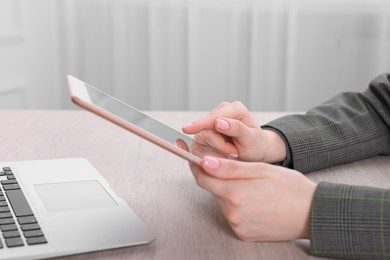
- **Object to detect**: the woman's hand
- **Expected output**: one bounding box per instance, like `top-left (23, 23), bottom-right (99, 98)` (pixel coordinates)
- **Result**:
top-left (190, 156), bottom-right (317, 241)
top-left (182, 101), bottom-right (286, 163)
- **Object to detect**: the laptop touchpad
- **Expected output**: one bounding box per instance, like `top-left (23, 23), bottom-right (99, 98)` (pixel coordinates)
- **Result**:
top-left (35, 180), bottom-right (118, 212)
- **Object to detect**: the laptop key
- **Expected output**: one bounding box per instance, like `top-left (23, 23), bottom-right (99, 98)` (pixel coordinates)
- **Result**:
top-left (5, 237), bottom-right (24, 247)
top-left (3, 184), bottom-right (20, 190)
top-left (0, 167), bottom-right (49, 247)
top-left (0, 212), bottom-right (12, 219)
top-left (0, 224), bottom-right (17, 232)
top-left (3, 230), bottom-right (21, 239)
top-left (5, 189), bottom-right (34, 217)
top-left (24, 230), bottom-right (44, 238)
top-left (1, 179), bottom-right (17, 185)
top-left (0, 218), bottom-right (15, 225)
top-left (0, 206), bottom-right (10, 213)
top-left (18, 216), bottom-right (37, 225)
top-left (0, 171), bottom-right (5, 176)
top-left (21, 223), bottom-right (41, 231)
top-left (26, 236), bottom-right (47, 245)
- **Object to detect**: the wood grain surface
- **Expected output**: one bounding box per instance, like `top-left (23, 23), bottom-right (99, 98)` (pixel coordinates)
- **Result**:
top-left (1, 110), bottom-right (389, 260)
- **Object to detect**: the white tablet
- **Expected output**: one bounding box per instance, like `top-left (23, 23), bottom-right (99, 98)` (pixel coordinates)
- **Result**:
top-left (66, 75), bottom-right (228, 166)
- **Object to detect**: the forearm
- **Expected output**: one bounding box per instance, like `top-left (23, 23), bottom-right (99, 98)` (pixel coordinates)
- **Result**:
top-left (263, 74), bottom-right (390, 173)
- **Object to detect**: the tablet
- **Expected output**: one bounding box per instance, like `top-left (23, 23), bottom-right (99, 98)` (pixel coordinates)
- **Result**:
top-left (66, 75), bottom-right (227, 166)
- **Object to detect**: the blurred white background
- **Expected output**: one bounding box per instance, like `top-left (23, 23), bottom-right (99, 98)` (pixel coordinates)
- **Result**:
top-left (0, 0), bottom-right (389, 111)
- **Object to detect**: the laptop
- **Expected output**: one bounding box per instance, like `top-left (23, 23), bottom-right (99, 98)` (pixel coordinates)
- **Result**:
top-left (0, 157), bottom-right (154, 259)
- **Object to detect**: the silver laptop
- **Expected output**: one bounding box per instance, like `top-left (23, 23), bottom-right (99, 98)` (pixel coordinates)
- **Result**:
top-left (0, 157), bottom-right (154, 259)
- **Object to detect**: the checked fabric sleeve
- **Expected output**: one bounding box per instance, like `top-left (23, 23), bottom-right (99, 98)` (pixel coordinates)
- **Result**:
top-left (263, 73), bottom-right (390, 174)
top-left (310, 182), bottom-right (390, 259)
top-left (262, 73), bottom-right (390, 259)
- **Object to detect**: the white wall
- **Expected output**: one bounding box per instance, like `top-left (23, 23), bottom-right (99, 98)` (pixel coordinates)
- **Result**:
top-left (0, 0), bottom-right (63, 109)
top-left (0, 0), bottom-right (389, 111)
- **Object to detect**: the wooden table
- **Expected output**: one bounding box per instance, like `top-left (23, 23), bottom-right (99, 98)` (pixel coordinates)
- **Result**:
top-left (1, 110), bottom-right (390, 260)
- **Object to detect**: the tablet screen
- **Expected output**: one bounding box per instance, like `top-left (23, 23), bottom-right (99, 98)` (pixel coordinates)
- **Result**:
top-left (85, 82), bottom-right (195, 147)
top-left (68, 75), bottom-right (228, 164)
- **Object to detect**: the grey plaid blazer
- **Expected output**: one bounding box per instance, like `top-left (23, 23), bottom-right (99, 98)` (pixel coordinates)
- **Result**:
top-left (263, 73), bottom-right (390, 259)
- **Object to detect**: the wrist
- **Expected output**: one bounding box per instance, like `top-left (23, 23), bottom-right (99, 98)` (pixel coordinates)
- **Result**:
top-left (262, 129), bottom-right (287, 163)
top-left (301, 181), bottom-right (317, 239)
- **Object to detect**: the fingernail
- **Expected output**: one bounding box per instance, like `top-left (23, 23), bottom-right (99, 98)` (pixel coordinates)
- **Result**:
top-left (229, 153), bottom-right (239, 158)
top-left (203, 156), bottom-right (220, 169)
top-left (182, 123), bottom-right (192, 130)
top-left (216, 119), bottom-right (229, 130)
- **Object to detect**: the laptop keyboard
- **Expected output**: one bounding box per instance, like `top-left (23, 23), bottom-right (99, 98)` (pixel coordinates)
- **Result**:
top-left (0, 167), bottom-right (47, 249)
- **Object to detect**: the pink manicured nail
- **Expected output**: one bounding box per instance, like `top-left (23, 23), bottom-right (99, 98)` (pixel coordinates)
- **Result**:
top-left (203, 156), bottom-right (220, 169)
top-left (229, 153), bottom-right (239, 158)
top-left (216, 119), bottom-right (229, 130)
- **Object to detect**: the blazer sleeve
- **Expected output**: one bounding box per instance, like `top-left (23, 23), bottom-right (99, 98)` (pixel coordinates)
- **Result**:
top-left (310, 182), bottom-right (390, 260)
top-left (263, 74), bottom-right (390, 259)
top-left (262, 73), bottom-right (390, 173)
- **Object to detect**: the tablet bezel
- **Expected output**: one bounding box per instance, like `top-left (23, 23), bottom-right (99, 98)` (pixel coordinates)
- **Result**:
top-left (66, 75), bottom-right (203, 166)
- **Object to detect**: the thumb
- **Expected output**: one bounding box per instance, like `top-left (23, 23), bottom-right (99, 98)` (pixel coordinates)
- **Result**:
top-left (201, 156), bottom-right (270, 180)
top-left (215, 118), bottom-right (260, 142)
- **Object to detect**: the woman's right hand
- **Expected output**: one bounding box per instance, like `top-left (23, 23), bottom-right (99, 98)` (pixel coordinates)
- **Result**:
top-left (182, 101), bottom-right (286, 163)
top-left (189, 156), bottom-right (316, 241)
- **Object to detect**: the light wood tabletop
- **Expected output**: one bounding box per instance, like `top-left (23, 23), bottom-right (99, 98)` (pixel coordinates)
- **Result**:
top-left (1, 109), bottom-right (390, 260)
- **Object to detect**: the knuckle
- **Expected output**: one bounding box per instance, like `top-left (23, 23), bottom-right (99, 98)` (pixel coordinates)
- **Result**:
top-left (224, 208), bottom-right (241, 226)
top-left (232, 100), bottom-right (243, 106)
top-left (196, 131), bottom-right (211, 143)
top-left (225, 161), bottom-right (239, 179)
top-left (232, 101), bottom-right (246, 110)
top-left (217, 101), bottom-right (230, 108)
top-left (232, 101), bottom-right (250, 116)
top-left (232, 226), bottom-right (249, 241)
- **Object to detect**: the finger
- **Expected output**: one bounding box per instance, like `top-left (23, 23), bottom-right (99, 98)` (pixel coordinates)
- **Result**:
top-left (182, 101), bottom-right (257, 134)
top-left (182, 116), bottom-right (215, 134)
top-left (193, 130), bottom-right (239, 157)
top-left (190, 163), bottom-right (233, 199)
top-left (202, 156), bottom-right (272, 180)
top-left (215, 118), bottom-right (260, 142)
top-left (175, 138), bottom-right (189, 152)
